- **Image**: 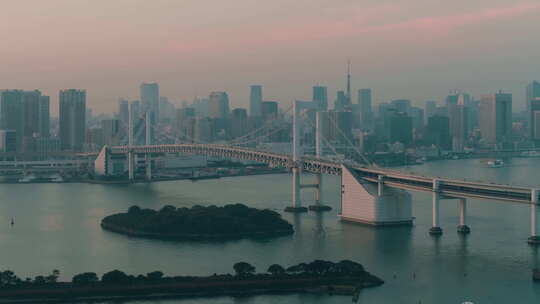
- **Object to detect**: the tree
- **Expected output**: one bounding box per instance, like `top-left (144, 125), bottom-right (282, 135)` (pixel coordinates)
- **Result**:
top-left (306, 260), bottom-right (334, 275)
top-left (159, 205), bottom-right (176, 213)
top-left (286, 263), bottom-right (308, 274)
top-left (128, 206), bottom-right (141, 214)
top-left (0, 270), bottom-right (20, 287)
top-left (267, 264), bottom-right (285, 276)
top-left (45, 269), bottom-right (60, 283)
top-left (33, 275), bottom-right (46, 285)
top-left (101, 270), bottom-right (130, 284)
top-left (146, 271), bottom-right (164, 280)
top-left (233, 262), bottom-right (256, 277)
top-left (335, 260), bottom-right (364, 275)
top-left (72, 272), bottom-right (99, 285)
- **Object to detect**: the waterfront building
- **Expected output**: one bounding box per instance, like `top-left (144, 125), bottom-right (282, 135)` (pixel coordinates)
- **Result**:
top-left (479, 92), bottom-right (512, 145)
top-left (427, 115), bottom-right (451, 150)
top-left (530, 98), bottom-right (540, 143)
top-left (39, 95), bottom-right (50, 138)
top-left (0, 130), bottom-right (16, 153)
top-left (59, 89), bottom-right (86, 151)
top-left (101, 119), bottom-right (121, 146)
top-left (388, 112), bottom-right (413, 146)
top-left (527, 81), bottom-right (540, 138)
top-left (424, 100), bottom-right (437, 124)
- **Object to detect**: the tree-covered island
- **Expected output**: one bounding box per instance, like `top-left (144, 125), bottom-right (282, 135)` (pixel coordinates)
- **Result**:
top-left (101, 203), bottom-right (294, 240)
top-left (0, 260), bottom-right (383, 303)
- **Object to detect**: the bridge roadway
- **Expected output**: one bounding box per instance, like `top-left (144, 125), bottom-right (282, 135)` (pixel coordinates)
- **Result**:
top-left (110, 144), bottom-right (537, 204)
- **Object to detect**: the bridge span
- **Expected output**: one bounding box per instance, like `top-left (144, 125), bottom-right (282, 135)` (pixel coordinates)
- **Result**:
top-left (95, 143), bottom-right (540, 244)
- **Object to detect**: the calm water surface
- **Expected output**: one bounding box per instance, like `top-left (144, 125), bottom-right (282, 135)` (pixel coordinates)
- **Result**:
top-left (1, 158), bottom-right (540, 303)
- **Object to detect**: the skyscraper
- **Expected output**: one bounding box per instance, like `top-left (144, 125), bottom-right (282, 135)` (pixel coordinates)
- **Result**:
top-left (0, 90), bottom-right (24, 151)
top-left (118, 98), bottom-right (129, 127)
top-left (312, 86), bottom-right (328, 111)
top-left (140, 82), bottom-right (159, 122)
top-left (261, 101), bottom-right (278, 121)
top-left (208, 92), bottom-right (230, 119)
top-left (249, 85), bottom-right (262, 117)
top-left (424, 101), bottom-right (437, 124)
top-left (59, 89), bottom-right (86, 151)
top-left (526, 81), bottom-right (540, 138)
top-left (530, 98), bottom-right (540, 143)
top-left (479, 92), bottom-right (512, 145)
top-left (38, 95), bottom-right (50, 138)
top-left (334, 91), bottom-right (347, 111)
top-left (358, 89), bottom-right (373, 130)
top-left (231, 108), bottom-right (248, 138)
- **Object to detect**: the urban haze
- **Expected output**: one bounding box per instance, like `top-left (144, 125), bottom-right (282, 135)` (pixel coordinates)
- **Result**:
top-left (0, 1), bottom-right (539, 304)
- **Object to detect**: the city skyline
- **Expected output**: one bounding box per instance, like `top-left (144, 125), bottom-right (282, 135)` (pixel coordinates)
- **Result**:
top-left (0, 1), bottom-right (539, 114)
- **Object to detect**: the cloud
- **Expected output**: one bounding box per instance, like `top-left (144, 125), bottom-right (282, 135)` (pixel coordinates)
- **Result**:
top-left (167, 2), bottom-right (540, 54)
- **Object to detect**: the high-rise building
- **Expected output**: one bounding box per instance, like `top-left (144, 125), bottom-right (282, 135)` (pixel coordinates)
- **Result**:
top-left (427, 115), bottom-right (451, 150)
top-left (140, 82), bottom-right (159, 122)
top-left (358, 89), bottom-right (373, 130)
top-left (231, 108), bottom-right (248, 139)
top-left (175, 107), bottom-right (196, 142)
top-left (59, 89), bottom-right (86, 151)
top-left (249, 85), bottom-right (262, 117)
top-left (101, 119), bottom-right (121, 146)
top-left (334, 91), bottom-right (347, 111)
top-left (312, 86), bottom-right (328, 111)
top-left (261, 101), bottom-right (278, 121)
top-left (0, 130), bottom-right (16, 153)
top-left (389, 112), bottom-right (413, 145)
top-left (0, 90), bottom-right (23, 151)
top-left (527, 81), bottom-right (540, 138)
top-left (424, 100), bottom-right (437, 124)
top-left (208, 92), bottom-right (230, 119)
top-left (446, 93), bottom-right (470, 152)
top-left (39, 95), bottom-right (50, 138)
top-left (530, 98), bottom-right (540, 142)
top-left (391, 99), bottom-right (411, 114)
top-left (118, 98), bottom-right (129, 127)
top-left (479, 92), bottom-right (512, 144)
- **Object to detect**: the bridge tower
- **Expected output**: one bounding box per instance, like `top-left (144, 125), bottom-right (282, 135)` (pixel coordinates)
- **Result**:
top-left (145, 111), bottom-right (152, 181)
top-left (285, 100), bottom-right (330, 213)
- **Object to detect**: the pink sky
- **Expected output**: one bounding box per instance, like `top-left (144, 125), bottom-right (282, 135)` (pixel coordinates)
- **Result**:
top-left (0, 0), bottom-right (539, 114)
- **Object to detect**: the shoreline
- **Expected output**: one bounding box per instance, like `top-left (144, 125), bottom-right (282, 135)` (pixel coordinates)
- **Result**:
top-left (0, 275), bottom-right (384, 303)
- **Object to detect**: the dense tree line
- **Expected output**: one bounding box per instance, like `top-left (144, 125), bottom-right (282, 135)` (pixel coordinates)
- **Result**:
top-left (101, 204), bottom-right (293, 237)
top-left (0, 260), bottom-right (369, 289)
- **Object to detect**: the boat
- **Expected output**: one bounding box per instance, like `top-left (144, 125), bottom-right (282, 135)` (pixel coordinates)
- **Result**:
top-left (18, 174), bottom-right (37, 183)
top-left (486, 159), bottom-right (504, 168)
top-left (520, 151), bottom-right (540, 158)
top-left (50, 174), bottom-right (64, 182)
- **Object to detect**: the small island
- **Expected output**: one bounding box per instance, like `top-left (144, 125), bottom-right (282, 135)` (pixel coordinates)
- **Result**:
top-left (0, 260), bottom-right (384, 303)
top-left (101, 203), bottom-right (294, 240)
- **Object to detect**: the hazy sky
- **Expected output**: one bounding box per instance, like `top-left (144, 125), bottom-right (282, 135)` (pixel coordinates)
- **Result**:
top-left (1, 0), bottom-right (539, 115)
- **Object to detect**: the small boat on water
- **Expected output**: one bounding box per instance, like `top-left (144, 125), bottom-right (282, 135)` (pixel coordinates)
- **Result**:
top-left (18, 174), bottom-right (37, 183)
top-left (486, 159), bottom-right (504, 168)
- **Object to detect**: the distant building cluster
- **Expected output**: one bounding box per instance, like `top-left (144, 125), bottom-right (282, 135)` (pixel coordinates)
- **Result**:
top-left (1, 74), bottom-right (540, 160)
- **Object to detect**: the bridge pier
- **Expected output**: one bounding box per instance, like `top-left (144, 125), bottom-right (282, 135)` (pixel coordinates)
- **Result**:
top-left (145, 154), bottom-right (152, 181)
top-left (457, 198), bottom-right (470, 234)
top-left (285, 167), bottom-right (308, 213)
top-left (128, 151), bottom-right (134, 181)
top-left (430, 179), bottom-right (443, 236)
top-left (528, 189), bottom-right (540, 245)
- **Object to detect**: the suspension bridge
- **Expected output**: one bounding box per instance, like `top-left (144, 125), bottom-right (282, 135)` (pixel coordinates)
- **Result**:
top-left (90, 100), bottom-right (540, 245)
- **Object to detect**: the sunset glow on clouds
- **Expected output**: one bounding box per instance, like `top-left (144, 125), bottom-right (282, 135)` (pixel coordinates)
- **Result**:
top-left (0, 0), bottom-right (539, 113)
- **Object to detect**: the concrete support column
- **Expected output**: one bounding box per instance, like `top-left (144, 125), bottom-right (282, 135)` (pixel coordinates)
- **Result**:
top-left (145, 154), bottom-right (152, 181)
top-left (430, 179), bottom-right (443, 235)
top-left (457, 198), bottom-right (470, 234)
top-left (128, 151), bottom-right (134, 181)
top-left (292, 167), bottom-right (301, 207)
top-left (529, 189), bottom-right (540, 245)
top-left (315, 173), bottom-right (323, 205)
top-left (377, 175), bottom-right (384, 196)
